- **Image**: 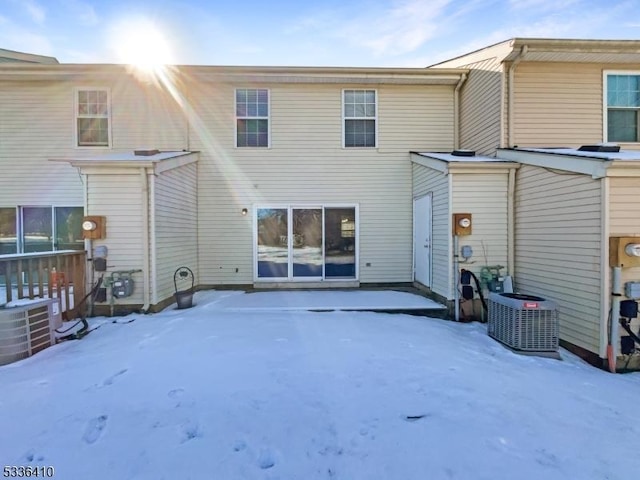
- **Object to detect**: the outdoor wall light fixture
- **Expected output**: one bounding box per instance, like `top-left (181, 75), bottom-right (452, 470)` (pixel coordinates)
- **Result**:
top-left (241, 208), bottom-right (248, 216)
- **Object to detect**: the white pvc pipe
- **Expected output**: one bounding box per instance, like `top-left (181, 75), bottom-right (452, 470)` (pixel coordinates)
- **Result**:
top-left (609, 266), bottom-right (622, 373)
top-left (140, 168), bottom-right (151, 313)
top-left (454, 235), bottom-right (460, 322)
top-left (507, 168), bottom-right (516, 277)
top-left (453, 73), bottom-right (467, 150)
top-left (507, 45), bottom-right (528, 148)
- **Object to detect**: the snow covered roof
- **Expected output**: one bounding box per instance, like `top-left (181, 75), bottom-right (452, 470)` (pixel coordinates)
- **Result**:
top-left (411, 151), bottom-right (519, 174)
top-left (497, 147), bottom-right (640, 178)
top-left (50, 150), bottom-right (198, 174)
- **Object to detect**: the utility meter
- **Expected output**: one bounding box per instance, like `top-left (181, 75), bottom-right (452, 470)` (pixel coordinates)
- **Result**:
top-left (453, 213), bottom-right (473, 236)
top-left (112, 278), bottom-right (134, 298)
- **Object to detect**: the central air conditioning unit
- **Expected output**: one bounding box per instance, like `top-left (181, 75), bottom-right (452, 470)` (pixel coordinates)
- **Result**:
top-left (488, 292), bottom-right (559, 355)
top-left (0, 298), bottom-right (62, 366)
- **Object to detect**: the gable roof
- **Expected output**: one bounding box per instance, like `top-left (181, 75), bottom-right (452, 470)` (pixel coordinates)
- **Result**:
top-left (431, 38), bottom-right (640, 68)
top-left (0, 48), bottom-right (58, 64)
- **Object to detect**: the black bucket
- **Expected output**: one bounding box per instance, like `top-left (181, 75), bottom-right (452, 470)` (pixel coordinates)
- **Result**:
top-left (174, 267), bottom-right (195, 309)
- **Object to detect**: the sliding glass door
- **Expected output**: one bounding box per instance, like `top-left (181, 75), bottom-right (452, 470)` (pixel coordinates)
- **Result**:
top-left (324, 208), bottom-right (356, 279)
top-left (257, 208), bottom-right (288, 278)
top-left (292, 208), bottom-right (323, 278)
top-left (255, 206), bottom-right (357, 281)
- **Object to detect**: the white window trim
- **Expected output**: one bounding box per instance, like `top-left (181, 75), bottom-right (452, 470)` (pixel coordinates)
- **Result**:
top-left (342, 88), bottom-right (378, 149)
top-left (74, 87), bottom-right (112, 149)
top-left (603, 70), bottom-right (640, 144)
top-left (253, 203), bottom-right (359, 282)
top-left (234, 88), bottom-right (271, 148)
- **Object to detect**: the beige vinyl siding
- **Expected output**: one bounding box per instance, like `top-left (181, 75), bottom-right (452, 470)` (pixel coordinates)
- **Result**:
top-left (609, 177), bottom-right (640, 340)
top-left (0, 81), bottom-right (83, 206)
top-left (515, 165), bottom-right (602, 354)
top-left (110, 79), bottom-right (187, 150)
top-left (153, 163), bottom-right (198, 304)
top-left (451, 173), bottom-right (509, 283)
top-left (0, 75), bottom-right (187, 208)
top-left (512, 62), bottom-right (640, 149)
top-left (412, 163), bottom-right (450, 298)
top-left (88, 174), bottom-right (145, 305)
top-left (190, 82), bottom-right (455, 285)
top-left (456, 58), bottom-right (504, 155)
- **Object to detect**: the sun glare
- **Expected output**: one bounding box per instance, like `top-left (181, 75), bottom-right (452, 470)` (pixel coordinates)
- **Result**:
top-left (111, 19), bottom-right (173, 73)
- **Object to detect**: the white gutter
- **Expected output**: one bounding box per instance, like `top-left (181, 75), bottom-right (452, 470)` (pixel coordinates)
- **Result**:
top-left (140, 168), bottom-right (151, 313)
top-left (507, 167), bottom-right (516, 277)
top-left (453, 73), bottom-right (468, 149)
top-left (600, 177), bottom-right (611, 360)
top-left (148, 170), bottom-right (157, 306)
top-left (507, 45), bottom-right (528, 147)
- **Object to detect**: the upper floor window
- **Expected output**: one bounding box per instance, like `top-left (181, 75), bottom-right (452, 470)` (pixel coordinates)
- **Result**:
top-left (343, 89), bottom-right (377, 148)
top-left (236, 89), bottom-right (269, 147)
top-left (76, 88), bottom-right (110, 147)
top-left (606, 73), bottom-right (640, 142)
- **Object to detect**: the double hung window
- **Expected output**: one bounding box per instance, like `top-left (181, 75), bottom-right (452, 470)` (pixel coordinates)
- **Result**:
top-left (606, 73), bottom-right (640, 142)
top-left (236, 89), bottom-right (269, 147)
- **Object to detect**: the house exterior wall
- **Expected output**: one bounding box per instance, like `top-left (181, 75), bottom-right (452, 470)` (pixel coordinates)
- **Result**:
top-left (188, 82), bottom-right (456, 285)
top-left (87, 173), bottom-right (145, 306)
top-left (609, 176), bottom-right (640, 343)
top-left (514, 164), bottom-right (603, 355)
top-left (411, 163), bottom-right (450, 298)
top-left (512, 62), bottom-right (640, 149)
top-left (0, 76), bottom-right (186, 209)
top-left (153, 162), bottom-right (198, 304)
top-left (432, 42), bottom-right (512, 155)
top-left (451, 172), bottom-right (510, 286)
top-left (0, 81), bottom-right (84, 206)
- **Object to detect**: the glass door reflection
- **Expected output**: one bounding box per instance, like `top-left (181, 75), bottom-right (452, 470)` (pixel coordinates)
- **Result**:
top-left (257, 208), bottom-right (289, 278)
top-left (292, 208), bottom-right (322, 278)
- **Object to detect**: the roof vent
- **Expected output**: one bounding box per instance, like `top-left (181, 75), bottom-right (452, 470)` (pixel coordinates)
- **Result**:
top-left (578, 144), bottom-right (620, 153)
top-left (451, 149), bottom-right (476, 157)
top-left (134, 149), bottom-right (160, 156)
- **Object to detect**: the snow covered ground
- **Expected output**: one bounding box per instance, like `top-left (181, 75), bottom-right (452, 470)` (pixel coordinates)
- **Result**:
top-left (1, 290), bottom-right (639, 480)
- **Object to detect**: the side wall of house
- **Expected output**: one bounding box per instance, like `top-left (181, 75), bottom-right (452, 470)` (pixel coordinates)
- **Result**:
top-left (87, 173), bottom-right (145, 306)
top-left (609, 176), bottom-right (640, 345)
top-left (512, 62), bottom-right (640, 149)
top-left (457, 58), bottom-right (503, 155)
top-left (412, 163), bottom-right (450, 299)
top-left (432, 42), bottom-right (511, 156)
top-left (153, 162), bottom-right (198, 305)
top-left (514, 165), bottom-right (602, 354)
top-left (451, 171), bottom-right (510, 287)
top-left (190, 82), bottom-right (455, 285)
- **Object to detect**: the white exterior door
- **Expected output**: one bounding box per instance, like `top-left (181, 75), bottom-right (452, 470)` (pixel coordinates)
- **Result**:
top-left (413, 194), bottom-right (432, 287)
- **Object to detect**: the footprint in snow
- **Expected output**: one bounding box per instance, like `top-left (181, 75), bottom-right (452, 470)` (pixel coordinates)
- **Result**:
top-left (180, 420), bottom-right (202, 443)
top-left (233, 440), bottom-right (247, 452)
top-left (102, 369), bottom-right (128, 386)
top-left (83, 415), bottom-right (108, 444)
top-left (257, 449), bottom-right (276, 469)
top-left (168, 388), bottom-right (185, 398)
top-left (23, 450), bottom-right (45, 463)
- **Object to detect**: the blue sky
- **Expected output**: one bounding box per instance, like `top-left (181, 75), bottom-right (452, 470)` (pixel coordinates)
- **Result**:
top-left (1, 0), bottom-right (639, 67)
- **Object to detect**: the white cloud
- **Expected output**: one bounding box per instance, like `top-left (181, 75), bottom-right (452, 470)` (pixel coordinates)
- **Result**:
top-left (22, 0), bottom-right (46, 24)
top-left (508, 0), bottom-right (580, 10)
top-left (63, 0), bottom-right (98, 26)
top-left (0, 26), bottom-right (53, 55)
